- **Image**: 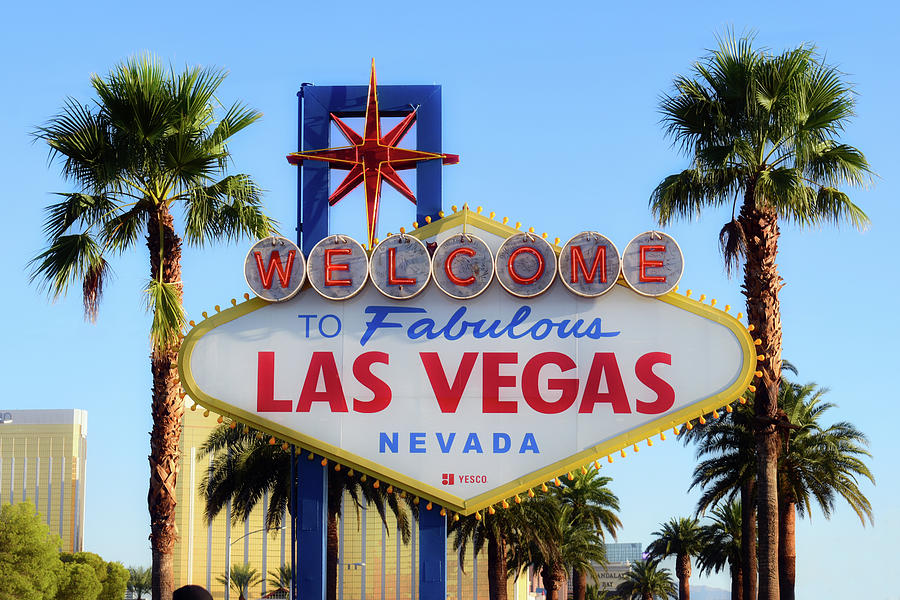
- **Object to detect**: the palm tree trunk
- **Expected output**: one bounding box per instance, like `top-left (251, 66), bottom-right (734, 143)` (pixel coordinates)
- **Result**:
top-left (326, 505), bottom-right (339, 600)
top-left (541, 565), bottom-right (566, 600)
top-left (739, 194), bottom-right (783, 600)
top-left (676, 553), bottom-right (691, 600)
top-left (732, 563), bottom-right (743, 600)
top-left (573, 568), bottom-right (587, 600)
top-left (778, 500), bottom-right (796, 600)
top-left (740, 480), bottom-right (758, 600)
top-left (147, 205), bottom-right (183, 600)
top-left (486, 529), bottom-right (508, 600)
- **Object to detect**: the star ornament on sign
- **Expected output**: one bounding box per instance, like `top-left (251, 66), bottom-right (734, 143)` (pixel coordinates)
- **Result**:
top-left (287, 60), bottom-right (459, 247)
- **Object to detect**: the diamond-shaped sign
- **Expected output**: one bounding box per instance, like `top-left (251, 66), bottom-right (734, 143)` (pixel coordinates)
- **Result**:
top-left (178, 210), bottom-right (755, 515)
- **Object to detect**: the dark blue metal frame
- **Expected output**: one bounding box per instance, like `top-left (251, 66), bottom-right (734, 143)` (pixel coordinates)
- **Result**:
top-left (297, 84), bottom-right (444, 255)
top-left (292, 83), bottom-right (449, 599)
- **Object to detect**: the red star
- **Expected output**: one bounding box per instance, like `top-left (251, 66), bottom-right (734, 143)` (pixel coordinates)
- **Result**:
top-left (287, 60), bottom-right (459, 246)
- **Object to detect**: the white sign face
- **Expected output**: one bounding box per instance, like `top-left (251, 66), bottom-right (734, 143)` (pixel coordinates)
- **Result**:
top-left (180, 275), bottom-right (754, 514)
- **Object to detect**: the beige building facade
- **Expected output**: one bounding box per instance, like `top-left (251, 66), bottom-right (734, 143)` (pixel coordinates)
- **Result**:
top-left (0, 408), bottom-right (88, 552)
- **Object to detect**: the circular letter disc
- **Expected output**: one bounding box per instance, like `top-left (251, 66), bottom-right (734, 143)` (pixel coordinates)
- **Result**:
top-left (557, 232), bottom-right (621, 298)
top-left (307, 235), bottom-right (369, 300)
top-left (431, 234), bottom-right (495, 299)
top-left (621, 231), bottom-right (684, 296)
top-left (244, 236), bottom-right (306, 302)
top-left (495, 233), bottom-right (558, 298)
top-left (369, 234), bottom-right (432, 300)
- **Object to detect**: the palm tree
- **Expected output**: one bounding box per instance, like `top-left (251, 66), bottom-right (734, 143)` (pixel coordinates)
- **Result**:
top-left (33, 55), bottom-right (273, 600)
top-left (199, 424), bottom-right (412, 600)
top-left (554, 468), bottom-right (622, 600)
top-left (616, 559), bottom-right (677, 600)
top-left (585, 587), bottom-right (618, 600)
top-left (651, 33), bottom-right (871, 600)
top-left (776, 382), bottom-right (874, 600)
top-left (267, 564), bottom-right (291, 592)
top-left (508, 498), bottom-right (606, 600)
top-left (127, 566), bottom-right (152, 600)
top-left (696, 502), bottom-right (743, 600)
top-left (217, 563), bottom-right (262, 600)
top-left (450, 504), bottom-right (520, 600)
top-left (646, 517), bottom-right (702, 600)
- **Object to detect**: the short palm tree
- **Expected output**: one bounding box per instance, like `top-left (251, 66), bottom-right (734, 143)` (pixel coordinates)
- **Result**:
top-left (687, 400), bottom-right (757, 600)
top-left (651, 33), bottom-right (871, 600)
top-left (199, 424), bottom-right (412, 600)
top-left (127, 566), bottom-right (152, 600)
top-left (553, 468), bottom-right (622, 600)
top-left (696, 502), bottom-right (743, 600)
top-left (776, 382), bottom-right (874, 600)
top-left (646, 517), bottom-right (702, 600)
top-left (267, 564), bottom-right (291, 592)
top-left (33, 55), bottom-right (273, 600)
top-left (217, 563), bottom-right (261, 600)
top-left (616, 559), bottom-right (677, 600)
top-left (508, 497), bottom-right (606, 600)
top-left (685, 362), bottom-right (796, 600)
top-left (450, 504), bottom-right (521, 600)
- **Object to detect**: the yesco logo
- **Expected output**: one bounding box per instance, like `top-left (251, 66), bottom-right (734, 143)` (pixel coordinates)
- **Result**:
top-left (441, 473), bottom-right (487, 485)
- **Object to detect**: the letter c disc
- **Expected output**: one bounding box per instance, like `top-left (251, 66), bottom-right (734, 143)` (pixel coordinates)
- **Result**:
top-left (432, 234), bottom-right (494, 299)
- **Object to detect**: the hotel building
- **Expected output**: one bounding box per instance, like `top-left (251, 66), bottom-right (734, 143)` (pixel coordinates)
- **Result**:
top-left (0, 408), bottom-right (88, 552)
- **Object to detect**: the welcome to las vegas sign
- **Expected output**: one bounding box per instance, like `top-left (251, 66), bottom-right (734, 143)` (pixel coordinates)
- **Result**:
top-left (178, 209), bottom-right (757, 515)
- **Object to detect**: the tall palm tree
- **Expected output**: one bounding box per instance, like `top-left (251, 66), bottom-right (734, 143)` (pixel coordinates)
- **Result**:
top-left (615, 559), bottom-right (677, 600)
top-left (776, 382), bottom-right (874, 600)
top-left (554, 468), bottom-right (622, 600)
top-left (33, 55), bottom-right (273, 600)
top-left (696, 502), bottom-right (743, 600)
top-left (128, 566), bottom-right (152, 600)
top-left (267, 564), bottom-right (292, 592)
top-left (217, 563), bottom-right (261, 600)
top-left (449, 504), bottom-right (521, 600)
top-left (651, 33), bottom-right (871, 600)
top-left (508, 498), bottom-right (606, 600)
top-left (646, 517), bottom-right (702, 600)
top-left (199, 424), bottom-right (412, 600)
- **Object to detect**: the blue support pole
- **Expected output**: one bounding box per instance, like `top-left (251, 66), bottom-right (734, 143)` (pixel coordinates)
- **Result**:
top-left (296, 455), bottom-right (328, 600)
top-left (419, 503), bottom-right (447, 600)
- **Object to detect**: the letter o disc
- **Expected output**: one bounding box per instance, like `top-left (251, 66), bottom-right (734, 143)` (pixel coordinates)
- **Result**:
top-left (307, 235), bottom-right (369, 300)
top-left (558, 232), bottom-right (621, 297)
top-left (495, 234), bottom-right (558, 298)
top-left (369, 234), bottom-right (432, 300)
top-left (621, 231), bottom-right (684, 296)
top-left (244, 236), bottom-right (306, 302)
top-left (431, 234), bottom-right (494, 299)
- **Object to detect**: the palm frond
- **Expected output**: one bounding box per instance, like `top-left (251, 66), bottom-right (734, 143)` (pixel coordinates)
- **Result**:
top-left (145, 278), bottom-right (184, 355)
top-left (183, 174), bottom-right (275, 245)
top-left (30, 233), bottom-right (104, 301)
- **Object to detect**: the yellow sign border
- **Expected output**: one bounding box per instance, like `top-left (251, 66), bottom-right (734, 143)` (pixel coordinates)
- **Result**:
top-left (178, 210), bottom-right (756, 515)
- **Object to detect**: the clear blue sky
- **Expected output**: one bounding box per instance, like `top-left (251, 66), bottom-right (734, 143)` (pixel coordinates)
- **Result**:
top-left (1, 1), bottom-right (896, 598)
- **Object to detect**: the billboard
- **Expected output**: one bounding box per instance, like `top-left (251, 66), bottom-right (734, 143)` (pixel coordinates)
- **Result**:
top-left (178, 210), bottom-right (756, 515)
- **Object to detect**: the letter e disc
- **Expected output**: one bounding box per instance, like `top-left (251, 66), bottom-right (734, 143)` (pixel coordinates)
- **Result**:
top-left (432, 234), bottom-right (494, 299)
top-left (307, 235), bottom-right (369, 300)
top-left (244, 236), bottom-right (306, 302)
top-left (558, 232), bottom-right (621, 297)
top-left (622, 231), bottom-right (684, 296)
top-left (369, 234), bottom-right (432, 299)
top-left (495, 234), bottom-right (557, 298)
